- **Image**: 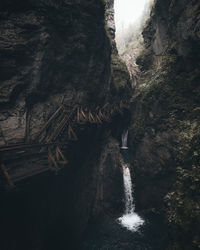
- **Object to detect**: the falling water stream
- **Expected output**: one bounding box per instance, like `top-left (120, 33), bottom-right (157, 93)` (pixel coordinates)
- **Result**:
top-left (118, 130), bottom-right (144, 232)
top-left (121, 130), bottom-right (129, 149)
top-left (80, 130), bottom-right (165, 249)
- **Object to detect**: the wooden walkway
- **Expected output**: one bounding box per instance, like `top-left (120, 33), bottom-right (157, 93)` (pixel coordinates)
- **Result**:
top-left (0, 101), bottom-right (129, 189)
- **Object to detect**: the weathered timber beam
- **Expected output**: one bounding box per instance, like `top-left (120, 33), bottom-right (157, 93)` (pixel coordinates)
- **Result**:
top-left (32, 105), bottom-right (63, 141)
top-left (1, 151), bottom-right (48, 162)
top-left (88, 111), bottom-right (96, 123)
top-left (77, 107), bottom-right (80, 123)
top-left (48, 148), bottom-right (60, 171)
top-left (68, 125), bottom-right (78, 141)
top-left (96, 114), bottom-right (102, 124)
top-left (46, 114), bottom-right (67, 142)
top-left (0, 142), bottom-right (68, 152)
top-left (0, 163), bottom-right (15, 188)
top-left (56, 146), bottom-right (68, 164)
top-left (48, 106), bottom-right (78, 141)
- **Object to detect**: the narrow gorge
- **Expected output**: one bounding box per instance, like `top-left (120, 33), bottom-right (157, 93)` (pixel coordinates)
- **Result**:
top-left (0, 0), bottom-right (200, 249)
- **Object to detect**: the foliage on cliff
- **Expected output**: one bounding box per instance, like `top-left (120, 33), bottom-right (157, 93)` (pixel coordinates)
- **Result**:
top-left (128, 0), bottom-right (200, 248)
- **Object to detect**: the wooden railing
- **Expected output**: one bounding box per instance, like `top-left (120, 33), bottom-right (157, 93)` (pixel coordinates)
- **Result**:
top-left (0, 101), bottom-right (129, 188)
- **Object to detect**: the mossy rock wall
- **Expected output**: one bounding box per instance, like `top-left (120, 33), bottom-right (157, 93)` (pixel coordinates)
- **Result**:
top-left (129, 0), bottom-right (200, 248)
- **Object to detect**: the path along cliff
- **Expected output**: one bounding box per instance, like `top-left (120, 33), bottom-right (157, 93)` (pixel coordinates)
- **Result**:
top-left (0, 0), bottom-right (131, 249)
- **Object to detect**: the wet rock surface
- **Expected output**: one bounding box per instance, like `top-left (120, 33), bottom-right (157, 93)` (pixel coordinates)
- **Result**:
top-left (0, 0), bottom-right (112, 144)
top-left (0, 0), bottom-right (130, 249)
top-left (128, 0), bottom-right (200, 248)
top-left (79, 212), bottom-right (166, 250)
top-left (0, 132), bottom-right (125, 250)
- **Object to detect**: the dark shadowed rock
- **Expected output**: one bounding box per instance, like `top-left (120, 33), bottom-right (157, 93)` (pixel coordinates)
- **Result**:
top-left (128, 0), bottom-right (200, 248)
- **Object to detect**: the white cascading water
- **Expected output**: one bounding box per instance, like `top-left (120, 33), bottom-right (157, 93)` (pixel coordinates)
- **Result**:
top-left (122, 164), bottom-right (135, 214)
top-left (118, 131), bottom-right (144, 232)
top-left (121, 130), bottom-right (129, 149)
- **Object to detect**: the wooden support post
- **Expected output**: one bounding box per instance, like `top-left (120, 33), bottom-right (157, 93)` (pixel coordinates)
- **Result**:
top-left (79, 107), bottom-right (87, 122)
top-left (47, 106), bottom-right (77, 142)
top-left (77, 107), bottom-right (85, 123)
top-left (56, 146), bottom-right (59, 161)
top-left (80, 108), bottom-right (86, 119)
top-left (33, 105), bottom-right (63, 141)
top-left (96, 114), bottom-right (102, 124)
top-left (0, 142), bottom-right (68, 154)
top-left (0, 163), bottom-right (15, 188)
top-left (48, 148), bottom-right (60, 171)
top-left (110, 108), bottom-right (114, 115)
top-left (98, 110), bottom-right (104, 119)
top-left (56, 146), bottom-right (68, 164)
top-left (68, 125), bottom-right (78, 141)
top-left (77, 107), bottom-right (80, 123)
top-left (102, 103), bottom-right (109, 111)
top-left (99, 110), bottom-right (108, 121)
top-left (88, 111), bottom-right (96, 123)
top-left (46, 114), bottom-right (67, 142)
top-left (47, 147), bottom-right (54, 170)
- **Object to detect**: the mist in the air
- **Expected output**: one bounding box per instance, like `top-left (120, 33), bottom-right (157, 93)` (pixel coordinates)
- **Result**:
top-left (114, 0), bottom-right (154, 54)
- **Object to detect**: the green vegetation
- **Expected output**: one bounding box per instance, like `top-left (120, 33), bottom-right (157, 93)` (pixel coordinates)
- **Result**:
top-left (165, 134), bottom-right (200, 250)
top-left (131, 44), bottom-right (200, 248)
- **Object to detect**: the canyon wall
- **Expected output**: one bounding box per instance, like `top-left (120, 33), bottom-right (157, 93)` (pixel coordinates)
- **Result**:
top-left (0, 0), bottom-right (111, 145)
top-left (129, 0), bottom-right (200, 248)
top-left (0, 0), bottom-right (129, 249)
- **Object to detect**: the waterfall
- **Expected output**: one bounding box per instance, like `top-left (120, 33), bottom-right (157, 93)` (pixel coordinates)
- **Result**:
top-left (121, 130), bottom-right (128, 149)
top-left (122, 164), bottom-right (135, 214)
top-left (118, 164), bottom-right (144, 232)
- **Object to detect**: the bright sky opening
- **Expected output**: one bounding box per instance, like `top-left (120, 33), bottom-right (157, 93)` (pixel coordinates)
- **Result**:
top-left (114, 0), bottom-right (148, 30)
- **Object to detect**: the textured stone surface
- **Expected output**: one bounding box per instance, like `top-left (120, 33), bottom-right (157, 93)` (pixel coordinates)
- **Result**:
top-left (129, 0), bottom-right (200, 248)
top-left (0, 1), bottom-right (129, 249)
top-left (0, 0), bottom-right (113, 144)
top-left (92, 136), bottom-right (124, 217)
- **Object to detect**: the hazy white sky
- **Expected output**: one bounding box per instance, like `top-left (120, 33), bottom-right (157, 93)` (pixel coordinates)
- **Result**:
top-left (114, 0), bottom-right (148, 30)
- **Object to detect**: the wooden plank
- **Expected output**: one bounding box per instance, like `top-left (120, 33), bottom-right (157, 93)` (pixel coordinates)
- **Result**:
top-left (88, 111), bottom-right (96, 123)
top-left (56, 146), bottom-right (60, 161)
top-left (99, 110), bottom-right (110, 121)
top-left (48, 147), bottom-right (54, 170)
top-left (1, 163), bottom-right (15, 188)
top-left (77, 107), bottom-right (80, 123)
top-left (0, 142), bottom-right (68, 152)
top-left (79, 107), bottom-right (87, 122)
top-left (77, 107), bottom-right (86, 123)
top-left (13, 166), bottom-right (50, 183)
top-left (68, 125), bottom-right (78, 141)
top-left (58, 161), bottom-right (68, 165)
top-left (98, 110), bottom-right (104, 119)
top-left (38, 110), bottom-right (66, 144)
top-left (48, 148), bottom-right (60, 171)
top-left (96, 114), bottom-right (102, 124)
top-left (56, 146), bottom-right (68, 164)
top-left (80, 108), bottom-right (86, 119)
top-left (49, 106), bottom-right (78, 141)
top-left (33, 105), bottom-right (63, 141)
top-left (1, 151), bottom-right (48, 162)
top-left (0, 143), bottom-right (27, 151)
top-left (102, 103), bottom-right (109, 110)
top-left (47, 114), bottom-right (68, 142)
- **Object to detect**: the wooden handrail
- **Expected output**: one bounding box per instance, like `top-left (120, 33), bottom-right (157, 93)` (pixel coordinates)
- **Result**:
top-left (0, 142), bottom-right (68, 152)
top-left (32, 105), bottom-right (63, 141)
top-left (0, 163), bottom-right (15, 188)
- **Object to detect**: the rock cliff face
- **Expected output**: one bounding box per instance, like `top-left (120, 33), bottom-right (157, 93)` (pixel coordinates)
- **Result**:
top-left (105, 0), bottom-right (132, 102)
top-left (0, 0), bottom-right (112, 145)
top-left (129, 0), bottom-right (200, 248)
top-left (0, 0), bottom-right (129, 249)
